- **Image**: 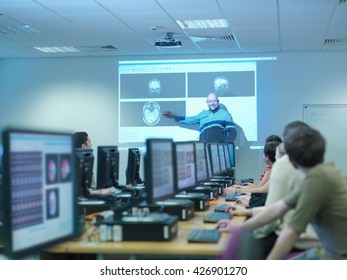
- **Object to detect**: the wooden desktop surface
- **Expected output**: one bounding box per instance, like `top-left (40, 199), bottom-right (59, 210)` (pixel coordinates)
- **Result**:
top-left (45, 197), bottom-right (244, 259)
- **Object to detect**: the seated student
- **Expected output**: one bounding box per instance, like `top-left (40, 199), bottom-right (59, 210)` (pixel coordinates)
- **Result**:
top-left (73, 131), bottom-right (113, 196)
top-left (218, 126), bottom-right (347, 260)
top-left (224, 139), bottom-right (281, 208)
top-left (226, 141), bottom-right (319, 258)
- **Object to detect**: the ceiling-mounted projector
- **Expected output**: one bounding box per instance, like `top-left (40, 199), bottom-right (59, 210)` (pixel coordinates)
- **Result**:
top-left (155, 32), bottom-right (182, 48)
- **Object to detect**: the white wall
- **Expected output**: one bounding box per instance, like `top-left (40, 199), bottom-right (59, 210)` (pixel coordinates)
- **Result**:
top-left (1, 51), bottom-right (347, 182)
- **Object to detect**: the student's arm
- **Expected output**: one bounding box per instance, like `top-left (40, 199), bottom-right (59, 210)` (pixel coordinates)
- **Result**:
top-left (266, 226), bottom-right (300, 260)
top-left (218, 200), bottom-right (290, 232)
top-left (258, 169), bottom-right (271, 186)
top-left (239, 181), bottom-right (270, 193)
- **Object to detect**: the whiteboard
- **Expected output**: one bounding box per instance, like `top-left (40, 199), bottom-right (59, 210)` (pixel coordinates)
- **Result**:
top-left (303, 104), bottom-right (347, 176)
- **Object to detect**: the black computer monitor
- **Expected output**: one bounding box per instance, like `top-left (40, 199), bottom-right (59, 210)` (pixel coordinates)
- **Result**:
top-left (125, 147), bottom-right (142, 185)
top-left (173, 141), bottom-right (197, 193)
top-left (223, 143), bottom-right (232, 171)
top-left (74, 148), bottom-right (94, 197)
top-left (218, 143), bottom-right (227, 174)
top-left (209, 143), bottom-right (221, 176)
top-left (96, 146), bottom-right (119, 188)
top-left (205, 144), bottom-right (213, 179)
top-left (1, 128), bottom-right (78, 259)
top-left (144, 139), bottom-right (175, 204)
top-left (194, 141), bottom-right (209, 184)
top-left (227, 143), bottom-right (236, 167)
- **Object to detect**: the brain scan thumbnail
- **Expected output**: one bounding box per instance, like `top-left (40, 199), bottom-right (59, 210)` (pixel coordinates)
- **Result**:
top-left (148, 78), bottom-right (161, 96)
top-left (143, 101), bottom-right (161, 126)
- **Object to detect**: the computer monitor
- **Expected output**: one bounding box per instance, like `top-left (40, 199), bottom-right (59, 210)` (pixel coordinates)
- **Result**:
top-left (1, 128), bottom-right (78, 259)
top-left (125, 148), bottom-right (142, 185)
top-left (218, 143), bottom-right (227, 174)
top-left (194, 141), bottom-right (209, 184)
top-left (205, 144), bottom-right (213, 179)
top-left (96, 146), bottom-right (119, 188)
top-left (227, 143), bottom-right (236, 167)
top-left (173, 141), bottom-right (197, 193)
top-left (74, 148), bottom-right (94, 197)
top-left (144, 139), bottom-right (175, 204)
top-left (209, 143), bottom-right (221, 176)
top-left (223, 144), bottom-right (232, 171)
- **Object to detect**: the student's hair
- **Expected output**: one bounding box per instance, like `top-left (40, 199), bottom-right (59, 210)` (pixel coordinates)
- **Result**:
top-left (283, 121), bottom-right (310, 138)
top-left (73, 131), bottom-right (89, 148)
top-left (265, 134), bottom-right (282, 143)
top-left (284, 126), bottom-right (325, 167)
top-left (264, 140), bottom-right (281, 163)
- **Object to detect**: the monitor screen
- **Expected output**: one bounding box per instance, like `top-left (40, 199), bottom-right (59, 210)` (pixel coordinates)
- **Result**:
top-left (96, 146), bottom-right (119, 188)
top-left (209, 143), bottom-right (221, 175)
top-left (205, 144), bottom-right (213, 179)
top-left (144, 139), bottom-right (175, 204)
top-left (228, 143), bottom-right (236, 167)
top-left (218, 143), bottom-right (227, 174)
top-left (174, 141), bottom-right (196, 193)
top-left (125, 148), bottom-right (142, 185)
top-left (223, 144), bottom-right (232, 171)
top-left (1, 128), bottom-right (78, 259)
top-left (74, 148), bottom-right (94, 197)
top-left (194, 141), bottom-right (209, 184)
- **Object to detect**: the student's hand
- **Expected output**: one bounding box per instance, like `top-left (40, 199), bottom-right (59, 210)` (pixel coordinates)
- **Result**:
top-left (163, 111), bottom-right (174, 118)
top-left (99, 188), bottom-right (112, 194)
top-left (223, 186), bottom-right (236, 195)
top-left (235, 199), bottom-right (249, 207)
top-left (227, 204), bottom-right (251, 216)
top-left (216, 220), bottom-right (241, 233)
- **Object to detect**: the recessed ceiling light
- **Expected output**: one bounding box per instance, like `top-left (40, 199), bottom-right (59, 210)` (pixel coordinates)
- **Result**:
top-left (176, 19), bottom-right (228, 29)
top-left (34, 46), bottom-right (81, 53)
top-left (0, 25), bottom-right (38, 34)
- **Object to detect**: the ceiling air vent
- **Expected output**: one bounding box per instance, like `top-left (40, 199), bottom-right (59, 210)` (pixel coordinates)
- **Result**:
top-left (324, 39), bottom-right (347, 46)
top-left (190, 35), bottom-right (234, 43)
top-left (101, 45), bottom-right (118, 50)
top-left (78, 45), bottom-right (118, 52)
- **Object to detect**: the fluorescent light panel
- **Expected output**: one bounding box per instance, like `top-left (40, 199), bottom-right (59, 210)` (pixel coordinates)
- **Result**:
top-left (176, 19), bottom-right (228, 29)
top-left (34, 46), bottom-right (81, 53)
top-left (0, 25), bottom-right (38, 34)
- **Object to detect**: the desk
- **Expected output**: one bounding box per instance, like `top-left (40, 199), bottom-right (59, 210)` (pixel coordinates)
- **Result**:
top-left (44, 198), bottom-right (244, 260)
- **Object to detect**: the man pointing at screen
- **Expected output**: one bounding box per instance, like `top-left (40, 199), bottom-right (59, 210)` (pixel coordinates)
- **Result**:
top-left (163, 92), bottom-right (237, 143)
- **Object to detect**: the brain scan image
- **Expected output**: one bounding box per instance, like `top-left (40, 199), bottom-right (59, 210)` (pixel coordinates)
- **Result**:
top-left (148, 78), bottom-right (161, 96)
top-left (143, 101), bottom-right (161, 125)
top-left (214, 76), bottom-right (229, 92)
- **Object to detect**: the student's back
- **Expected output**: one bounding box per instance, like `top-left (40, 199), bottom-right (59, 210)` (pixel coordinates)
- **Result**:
top-left (285, 163), bottom-right (347, 259)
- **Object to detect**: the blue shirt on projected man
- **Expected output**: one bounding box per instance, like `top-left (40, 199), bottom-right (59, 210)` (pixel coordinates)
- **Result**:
top-left (163, 93), bottom-right (237, 143)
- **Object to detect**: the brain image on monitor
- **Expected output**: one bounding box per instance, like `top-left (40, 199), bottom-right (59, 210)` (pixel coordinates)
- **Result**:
top-left (1, 128), bottom-right (78, 259)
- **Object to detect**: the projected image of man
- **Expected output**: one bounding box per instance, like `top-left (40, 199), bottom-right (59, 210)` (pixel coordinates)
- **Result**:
top-left (163, 93), bottom-right (237, 143)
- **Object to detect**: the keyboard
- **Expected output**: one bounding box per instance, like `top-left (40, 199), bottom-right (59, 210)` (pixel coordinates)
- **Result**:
top-left (187, 228), bottom-right (221, 243)
top-left (225, 194), bottom-right (239, 201)
top-left (214, 204), bottom-right (229, 212)
top-left (203, 212), bottom-right (232, 223)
